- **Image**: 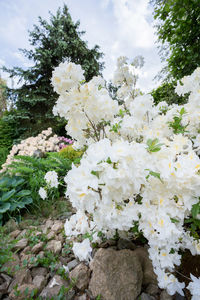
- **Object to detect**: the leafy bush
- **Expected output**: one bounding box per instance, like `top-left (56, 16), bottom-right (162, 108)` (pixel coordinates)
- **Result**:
top-left (151, 81), bottom-right (188, 106)
top-left (0, 176), bottom-right (32, 225)
top-left (59, 145), bottom-right (84, 162)
top-left (0, 147), bottom-right (9, 170)
top-left (0, 113), bottom-right (18, 149)
top-left (4, 153), bottom-right (73, 215)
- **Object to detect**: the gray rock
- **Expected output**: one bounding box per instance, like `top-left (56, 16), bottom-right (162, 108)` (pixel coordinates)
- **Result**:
top-left (9, 230), bottom-right (21, 239)
top-left (89, 248), bottom-right (143, 300)
top-left (12, 238), bottom-right (28, 251)
top-left (137, 292), bottom-right (156, 300)
top-left (31, 267), bottom-right (48, 278)
top-left (3, 253), bottom-right (20, 273)
top-left (40, 219), bottom-right (53, 234)
top-left (9, 284), bottom-right (36, 300)
top-left (160, 290), bottom-right (173, 300)
top-left (46, 240), bottom-right (62, 254)
top-left (33, 149), bottom-right (45, 158)
top-left (8, 269), bottom-right (32, 293)
top-left (19, 246), bottom-right (31, 258)
top-left (74, 294), bottom-right (87, 300)
top-left (99, 239), bottom-right (117, 248)
top-left (31, 242), bottom-right (44, 254)
top-left (55, 233), bottom-right (65, 243)
top-left (67, 259), bottom-right (79, 271)
top-left (51, 220), bottom-right (63, 233)
top-left (145, 283), bottom-right (159, 296)
top-left (33, 275), bottom-right (47, 292)
top-left (69, 263), bottom-right (90, 291)
top-left (0, 273), bottom-right (12, 294)
top-left (117, 238), bottom-right (136, 250)
top-left (17, 229), bottom-right (27, 238)
top-left (39, 275), bottom-right (72, 299)
top-left (46, 231), bottom-right (55, 240)
top-left (45, 219), bottom-right (53, 228)
top-left (175, 293), bottom-right (186, 300)
top-left (20, 254), bottom-right (36, 268)
top-left (4, 219), bottom-right (19, 233)
top-left (134, 247), bottom-right (157, 286)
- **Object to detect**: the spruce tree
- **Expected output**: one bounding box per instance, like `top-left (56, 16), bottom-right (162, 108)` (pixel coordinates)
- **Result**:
top-left (3, 5), bottom-right (104, 139)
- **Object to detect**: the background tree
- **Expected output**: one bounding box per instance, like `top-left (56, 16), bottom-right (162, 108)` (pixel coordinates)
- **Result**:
top-left (151, 81), bottom-right (188, 106)
top-left (151, 0), bottom-right (199, 105)
top-left (0, 78), bottom-right (7, 118)
top-left (3, 4), bottom-right (104, 140)
top-left (151, 0), bottom-right (200, 81)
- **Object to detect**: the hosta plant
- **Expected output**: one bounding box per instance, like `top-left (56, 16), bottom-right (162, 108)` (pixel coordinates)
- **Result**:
top-left (0, 176), bottom-right (32, 225)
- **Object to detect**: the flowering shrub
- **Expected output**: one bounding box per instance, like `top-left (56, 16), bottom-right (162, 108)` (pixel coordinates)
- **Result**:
top-left (59, 145), bottom-right (83, 161)
top-left (58, 136), bottom-right (73, 149)
top-left (1, 128), bottom-right (61, 173)
top-left (48, 58), bottom-right (200, 298)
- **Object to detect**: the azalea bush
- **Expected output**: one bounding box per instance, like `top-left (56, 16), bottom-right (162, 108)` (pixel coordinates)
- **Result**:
top-left (40, 57), bottom-right (200, 298)
top-left (0, 128), bottom-right (73, 173)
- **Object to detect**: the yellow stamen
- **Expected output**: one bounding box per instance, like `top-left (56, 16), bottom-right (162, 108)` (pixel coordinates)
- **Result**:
top-left (79, 193), bottom-right (86, 197)
top-left (160, 198), bottom-right (164, 205)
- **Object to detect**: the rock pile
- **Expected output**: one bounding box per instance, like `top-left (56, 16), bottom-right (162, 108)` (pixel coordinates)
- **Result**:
top-left (0, 218), bottom-right (181, 300)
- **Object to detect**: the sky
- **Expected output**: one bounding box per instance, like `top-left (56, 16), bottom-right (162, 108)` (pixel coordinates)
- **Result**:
top-left (0, 0), bottom-right (163, 92)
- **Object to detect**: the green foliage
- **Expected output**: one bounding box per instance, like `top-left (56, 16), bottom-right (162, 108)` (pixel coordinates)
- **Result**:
top-left (184, 200), bottom-right (200, 239)
top-left (151, 81), bottom-right (188, 106)
top-left (152, 0), bottom-right (200, 80)
top-left (0, 78), bottom-right (7, 118)
top-left (58, 145), bottom-right (84, 162)
top-left (145, 169), bottom-right (163, 183)
top-left (130, 221), bottom-right (147, 244)
top-left (5, 154), bottom-right (72, 210)
top-left (0, 176), bottom-right (32, 225)
top-left (3, 4), bottom-right (104, 139)
top-left (146, 138), bottom-right (163, 153)
top-left (168, 107), bottom-right (188, 134)
top-left (0, 227), bottom-right (17, 270)
top-left (0, 147), bottom-right (9, 170)
top-left (0, 112), bottom-right (19, 149)
top-left (109, 120), bottom-right (122, 133)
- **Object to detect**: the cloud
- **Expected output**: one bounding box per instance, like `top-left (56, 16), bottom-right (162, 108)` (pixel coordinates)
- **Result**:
top-left (0, 0), bottom-right (163, 92)
top-left (12, 51), bottom-right (33, 68)
top-left (111, 0), bottom-right (155, 49)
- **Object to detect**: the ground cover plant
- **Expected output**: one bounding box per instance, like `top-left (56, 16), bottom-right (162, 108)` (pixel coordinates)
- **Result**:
top-left (40, 56), bottom-right (200, 299)
top-left (0, 175), bottom-right (32, 225)
top-left (0, 128), bottom-right (83, 221)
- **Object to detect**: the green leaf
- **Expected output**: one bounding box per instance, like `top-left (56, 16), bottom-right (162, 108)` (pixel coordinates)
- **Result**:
top-left (91, 170), bottom-right (100, 179)
top-left (145, 169), bottom-right (164, 183)
top-left (146, 138), bottom-right (163, 153)
top-left (191, 203), bottom-right (200, 218)
top-left (21, 197), bottom-right (33, 205)
top-left (170, 218), bottom-right (179, 223)
top-left (106, 157), bottom-right (112, 164)
top-left (0, 203), bottom-right (11, 213)
top-left (1, 189), bottom-right (16, 202)
top-left (16, 190), bottom-right (31, 198)
top-left (0, 177), bottom-right (11, 188)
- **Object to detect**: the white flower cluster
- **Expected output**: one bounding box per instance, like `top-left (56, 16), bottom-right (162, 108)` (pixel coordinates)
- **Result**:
top-left (39, 170), bottom-right (59, 200)
top-left (44, 170), bottom-right (59, 188)
top-left (1, 128), bottom-right (60, 173)
top-left (52, 62), bottom-right (119, 148)
top-left (51, 60), bottom-right (200, 298)
top-left (113, 55), bottom-right (144, 103)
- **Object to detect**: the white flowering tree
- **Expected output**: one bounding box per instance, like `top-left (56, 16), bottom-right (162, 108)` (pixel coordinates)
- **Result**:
top-left (40, 57), bottom-right (200, 298)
